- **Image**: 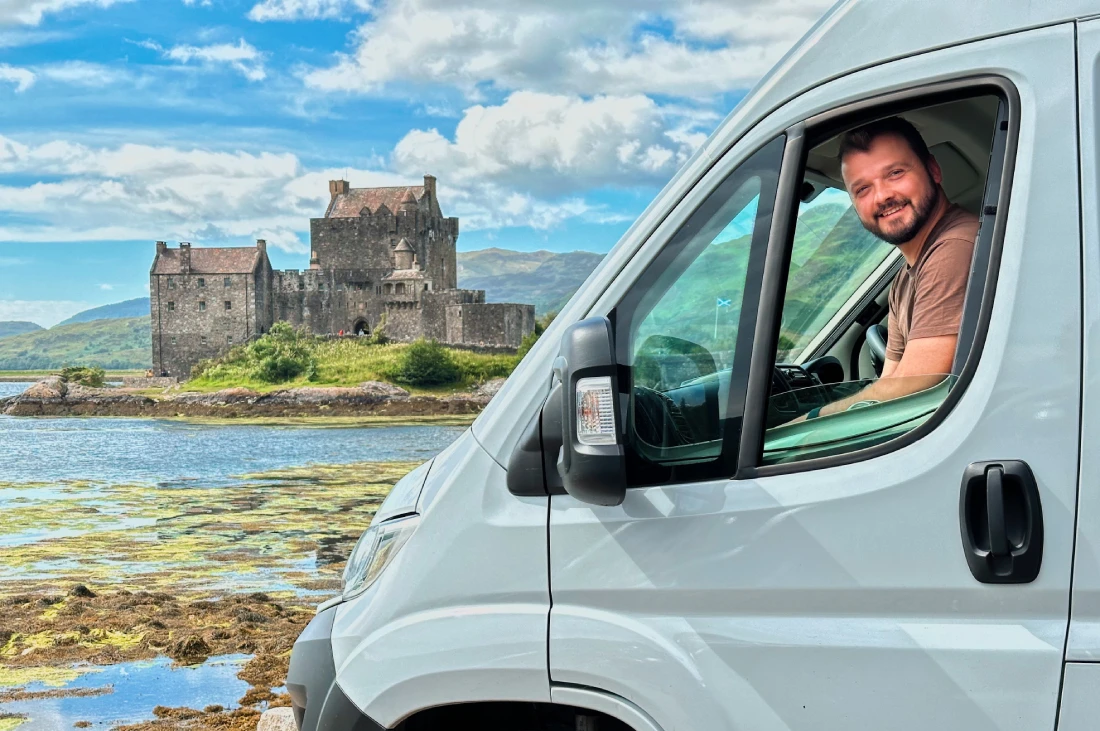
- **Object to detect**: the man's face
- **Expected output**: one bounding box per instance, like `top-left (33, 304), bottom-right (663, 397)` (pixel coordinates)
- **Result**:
top-left (841, 133), bottom-right (942, 246)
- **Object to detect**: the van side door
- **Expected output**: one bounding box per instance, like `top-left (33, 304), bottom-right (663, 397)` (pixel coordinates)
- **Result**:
top-left (549, 24), bottom-right (1079, 731)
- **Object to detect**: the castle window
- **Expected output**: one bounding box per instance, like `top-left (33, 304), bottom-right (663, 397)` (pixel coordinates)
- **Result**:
top-left (319, 282), bottom-right (325, 291)
top-left (199, 301), bottom-right (206, 312)
top-left (200, 336), bottom-right (207, 345)
top-left (167, 277), bottom-right (176, 289)
top-left (423, 284), bottom-right (429, 292)
top-left (396, 283), bottom-right (405, 295)
top-left (227, 335), bottom-right (233, 345)
top-left (224, 277), bottom-right (231, 288)
top-left (167, 301), bottom-right (175, 312)
top-left (171, 337), bottom-right (177, 345)
top-left (225, 300), bottom-right (232, 311)
top-left (298, 279), bottom-right (305, 290)
top-left (197, 277), bottom-right (205, 288)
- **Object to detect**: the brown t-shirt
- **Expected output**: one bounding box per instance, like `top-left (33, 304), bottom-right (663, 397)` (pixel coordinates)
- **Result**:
top-left (886, 204), bottom-right (980, 361)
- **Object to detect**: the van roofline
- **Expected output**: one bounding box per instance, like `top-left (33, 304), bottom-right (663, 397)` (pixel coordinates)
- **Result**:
top-left (703, 0), bottom-right (1096, 164)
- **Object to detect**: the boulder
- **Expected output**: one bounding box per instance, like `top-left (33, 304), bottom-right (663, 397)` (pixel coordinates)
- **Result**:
top-left (358, 381), bottom-right (410, 400)
top-left (471, 377), bottom-right (507, 404)
top-left (21, 377), bottom-right (66, 399)
top-left (257, 707), bottom-right (296, 731)
top-left (169, 388), bottom-right (260, 406)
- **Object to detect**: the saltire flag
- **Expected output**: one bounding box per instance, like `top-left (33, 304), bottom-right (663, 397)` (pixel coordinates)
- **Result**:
top-left (716, 297), bottom-right (732, 307)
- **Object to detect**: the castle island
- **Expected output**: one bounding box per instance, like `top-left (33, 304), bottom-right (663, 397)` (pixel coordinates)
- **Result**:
top-left (149, 175), bottom-right (535, 378)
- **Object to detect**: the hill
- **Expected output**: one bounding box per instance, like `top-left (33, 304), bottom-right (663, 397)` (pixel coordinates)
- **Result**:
top-left (458, 249), bottom-right (604, 315)
top-left (0, 321), bottom-right (44, 339)
top-left (0, 317), bottom-right (151, 370)
top-left (59, 297), bottom-right (150, 326)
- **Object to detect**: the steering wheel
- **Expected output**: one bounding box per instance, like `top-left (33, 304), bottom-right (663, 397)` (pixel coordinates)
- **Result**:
top-left (865, 323), bottom-right (888, 376)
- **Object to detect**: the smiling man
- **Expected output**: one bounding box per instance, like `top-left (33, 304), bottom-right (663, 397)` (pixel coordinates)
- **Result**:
top-left (800, 116), bottom-right (979, 421)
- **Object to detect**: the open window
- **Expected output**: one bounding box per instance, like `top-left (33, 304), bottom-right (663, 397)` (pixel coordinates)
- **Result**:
top-left (751, 84), bottom-right (1014, 470)
top-left (611, 79), bottom-right (1015, 487)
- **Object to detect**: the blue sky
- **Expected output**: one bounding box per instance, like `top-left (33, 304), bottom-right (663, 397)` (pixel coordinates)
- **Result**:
top-left (0, 0), bottom-right (831, 325)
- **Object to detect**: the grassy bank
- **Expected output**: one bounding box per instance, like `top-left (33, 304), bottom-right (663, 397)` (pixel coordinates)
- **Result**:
top-left (186, 335), bottom-right (518, 394)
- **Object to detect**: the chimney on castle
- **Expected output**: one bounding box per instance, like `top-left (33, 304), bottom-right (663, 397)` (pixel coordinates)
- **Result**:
top-left (329, 180), bottom-right (350, 198)
top-left (179, 242), bottom-right (191, 273)
top-left (156, 241), bottom-right (167, 254)
top-left (256, 239), bottom-right (267, 253)
top-left (423, 174), bottom-right (436, 200)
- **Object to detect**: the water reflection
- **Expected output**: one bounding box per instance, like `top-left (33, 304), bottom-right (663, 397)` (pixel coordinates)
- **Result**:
top-left (1, 654), bottom-right (251, 730)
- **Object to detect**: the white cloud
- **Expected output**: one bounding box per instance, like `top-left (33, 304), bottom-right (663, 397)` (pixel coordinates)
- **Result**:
top-left (36, 61), bottom-right (128, 87)
top-left (164, 39), bottom-right (267, 82)
top-left (0, 132), bottom-right (417, 252)
top-left (0, 0), bottom-right (131, 26)
top-left (248, 0), bottom-right (371, 22)
top-left (303, 0), bottom-right (832, 98)
top-left (393, 91), bottom-right (706, 197)
top-left (99, 283), bottom-right (113, 290)
top-left (0, 299), bottom-right (90, 328)
top-left (0, 63), bottom-right (35, 92)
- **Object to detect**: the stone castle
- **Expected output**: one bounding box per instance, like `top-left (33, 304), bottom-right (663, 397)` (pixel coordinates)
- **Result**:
top-left (149, 175), bottom-right (535, 378)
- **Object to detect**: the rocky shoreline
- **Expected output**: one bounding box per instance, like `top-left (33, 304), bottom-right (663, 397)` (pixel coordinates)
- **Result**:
top-left (0, 376), bottom-right (503, 418)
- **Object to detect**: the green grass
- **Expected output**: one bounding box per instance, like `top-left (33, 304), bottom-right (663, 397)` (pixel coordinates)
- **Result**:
top-left (185, 337), bottom-right (517, 394)
top-left (0, 317), bottom-right (150, 371)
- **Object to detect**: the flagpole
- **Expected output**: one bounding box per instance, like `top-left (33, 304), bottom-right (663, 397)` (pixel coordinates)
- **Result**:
top-left (714, 298), bottom-right (719, 340)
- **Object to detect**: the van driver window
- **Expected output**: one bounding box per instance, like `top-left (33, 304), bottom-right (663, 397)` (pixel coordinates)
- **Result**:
top-left (762, 94), bottom-right (1004, 465)
top-left (615, 136), bottom-right (783, 480)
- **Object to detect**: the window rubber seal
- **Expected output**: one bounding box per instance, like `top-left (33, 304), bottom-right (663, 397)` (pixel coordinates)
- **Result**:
top-left (735, 74), bottom-right (1021, 480)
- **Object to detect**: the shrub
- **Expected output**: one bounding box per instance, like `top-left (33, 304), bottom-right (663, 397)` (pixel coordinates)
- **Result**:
top-left (367, 314), bottom-right (391, 346)
top-left (388, 339), bottom-right (460, 386)
top-left (246, 322), bottom-right (317, 383)
top-left (60, 366), bottom-right (105, 387)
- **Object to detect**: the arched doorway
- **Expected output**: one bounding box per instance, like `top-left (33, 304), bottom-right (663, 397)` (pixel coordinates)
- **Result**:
top-left (352, 319), bottom-right (369, 337)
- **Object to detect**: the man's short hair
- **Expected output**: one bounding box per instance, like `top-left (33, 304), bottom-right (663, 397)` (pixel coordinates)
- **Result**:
top-left (838, 116), bottom-right (933, 167)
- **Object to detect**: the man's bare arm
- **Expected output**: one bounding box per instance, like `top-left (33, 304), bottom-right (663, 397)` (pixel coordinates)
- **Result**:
top-left (814, 334), bottom-right (956, 417)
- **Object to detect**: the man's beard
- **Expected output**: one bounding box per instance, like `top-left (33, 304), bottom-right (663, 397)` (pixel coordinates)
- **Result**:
top-left (864, 184), bottom-right (940, 246)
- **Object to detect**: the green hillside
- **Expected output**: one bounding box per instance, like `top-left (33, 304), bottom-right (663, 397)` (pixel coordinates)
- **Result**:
top-left (0, 317), bottom-right (151, 370)
top-left (459, 249), bottom-right (604, 315)
top-left (59, 297), bottom-right (151, 326)
top-left (0, 321), bottom-right (44, 339)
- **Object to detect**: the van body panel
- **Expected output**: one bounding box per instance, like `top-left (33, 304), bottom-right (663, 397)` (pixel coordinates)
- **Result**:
top-left (549, 687), bottom-right (666, 731)
top-left (1055, 663), bottom-right (1100, 731)
top-left (330, 434), bottom-right (551, 727)
top-left (549, 25), bottom-right (1080, 731)
top-left (1067, 16), bottom-right (1100, 662)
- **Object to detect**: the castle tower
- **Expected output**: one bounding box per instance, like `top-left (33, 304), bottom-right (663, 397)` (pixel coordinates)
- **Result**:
top-left (394, 238), bottom-right (415, 270)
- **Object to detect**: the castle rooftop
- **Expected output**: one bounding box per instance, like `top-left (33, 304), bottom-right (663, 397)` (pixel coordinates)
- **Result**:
top-left (326, 185), bottom-right (424, 218)
top-left (153, 245), bottom-right (262, 275)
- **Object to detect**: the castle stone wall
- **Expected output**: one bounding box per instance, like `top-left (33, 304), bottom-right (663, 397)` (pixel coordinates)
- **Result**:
top-left (445, 303), bottom-right (535, 349)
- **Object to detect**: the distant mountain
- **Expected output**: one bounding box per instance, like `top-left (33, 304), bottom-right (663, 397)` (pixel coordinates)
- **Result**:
top-left (0, 317), bottom-right (151, 370)
top-left (0, 321), bottom-right (44, 339)
top-left (59, 297), bottom-right (150, 327)
top-left (458, 249), bottom-right (604, 315)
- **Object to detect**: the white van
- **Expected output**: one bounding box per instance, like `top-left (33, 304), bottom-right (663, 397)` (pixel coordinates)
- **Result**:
top-left (285, 2), bottom-right (1100, 729)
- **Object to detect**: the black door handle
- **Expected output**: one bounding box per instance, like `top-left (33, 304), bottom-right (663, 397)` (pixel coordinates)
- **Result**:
top-left (960, 460), bottom-right (1043, 584)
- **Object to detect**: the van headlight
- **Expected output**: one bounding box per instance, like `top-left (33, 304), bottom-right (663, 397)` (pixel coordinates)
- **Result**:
top-left (342, 514), bottom-right (420, 600)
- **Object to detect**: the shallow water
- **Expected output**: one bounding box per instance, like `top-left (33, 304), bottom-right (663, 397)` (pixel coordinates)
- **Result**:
top-left (0, 417), bottom-right (464, 484)
top-left (2, 654), bottom-right (251, 730)
top-left (0, 382), bottom-right (32, 398)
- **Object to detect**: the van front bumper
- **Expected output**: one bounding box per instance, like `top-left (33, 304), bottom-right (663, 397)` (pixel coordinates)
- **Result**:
top-left (286, 605), bottom-right (386, 731)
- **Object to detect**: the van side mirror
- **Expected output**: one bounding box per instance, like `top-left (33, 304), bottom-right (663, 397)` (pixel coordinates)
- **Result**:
top-left (554, 316), bottom-right (627, 506)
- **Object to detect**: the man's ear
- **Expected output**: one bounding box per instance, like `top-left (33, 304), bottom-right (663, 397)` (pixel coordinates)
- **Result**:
top-left (926, 156), bottom-right (943, 185)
